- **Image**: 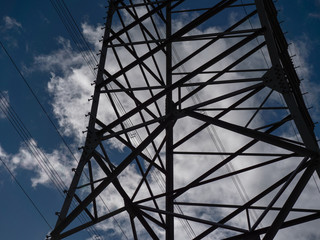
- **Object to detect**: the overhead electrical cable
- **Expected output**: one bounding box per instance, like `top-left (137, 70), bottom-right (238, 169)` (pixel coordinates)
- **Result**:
top-left (0, 92), bottom-right (66, 196)
top-left (0, 42), bottom-right (103, 239)
top-left (0, 40), bottom-right (78, 180)
top-left (1, 0), bottom-right (130, 237)
top-left (0, 91), bottom-right (101, 239)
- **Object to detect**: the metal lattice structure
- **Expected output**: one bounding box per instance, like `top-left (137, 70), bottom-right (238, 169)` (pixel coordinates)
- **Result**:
top-left (49, 0), bottom-right (320, 239)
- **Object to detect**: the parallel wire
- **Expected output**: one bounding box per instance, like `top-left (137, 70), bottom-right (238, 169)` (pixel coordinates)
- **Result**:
top-left (0, 92), bottom-right (66, 196)
top-left (0, 91), bottom-right (101, 239)
top-left (0, 40), bottom-right (78, 191)
top-left (1, 36), bottom-right (102, 238)
top-left (1, 0), bottom-right (178, 238)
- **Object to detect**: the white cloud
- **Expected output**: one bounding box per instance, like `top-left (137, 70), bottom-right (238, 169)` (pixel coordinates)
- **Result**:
top-left (47, 69), bottom-right (92, 143)
top-left (33, 37), bottom-right (84, 74)
top-left (0, 140), bottom-right (76, 188)
top-left (2, 16), bottom-right (22, 30)
top-left (81, 22), bottom-right (104, 51)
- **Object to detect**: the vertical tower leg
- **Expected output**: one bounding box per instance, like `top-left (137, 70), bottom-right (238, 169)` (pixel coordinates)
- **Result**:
top-left (165, 2), bottom-right (174, 239)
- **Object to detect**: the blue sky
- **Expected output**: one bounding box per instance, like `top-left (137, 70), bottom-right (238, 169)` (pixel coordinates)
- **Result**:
top-left (0, 1), bottom-right (320, 240)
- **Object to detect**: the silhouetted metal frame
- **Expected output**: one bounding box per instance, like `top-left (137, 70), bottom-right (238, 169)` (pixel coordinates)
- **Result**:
top-left (49, 0), bottom-right (320, 239)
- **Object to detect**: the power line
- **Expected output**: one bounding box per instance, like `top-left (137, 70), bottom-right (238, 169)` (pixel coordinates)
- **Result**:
top-left (0, 89), bottom-right (101, 240)
top-left (0, 91), bottom-right (66, 196)
top-left (0, 39), bottom-right (79, 174)
top-left (0, 44), bottom-right (102, 239)
top-left (0, 0), bottom-right (141, 238)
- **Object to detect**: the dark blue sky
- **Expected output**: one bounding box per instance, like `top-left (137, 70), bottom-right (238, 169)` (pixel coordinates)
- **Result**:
top-left (0, 1), bottom-right (320, 240)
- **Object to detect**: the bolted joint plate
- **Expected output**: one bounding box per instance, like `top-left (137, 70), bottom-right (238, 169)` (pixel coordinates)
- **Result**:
top-left (262, 64), bottom-right (291, 94)
top-left (83, 129), bottom-right (100, 153)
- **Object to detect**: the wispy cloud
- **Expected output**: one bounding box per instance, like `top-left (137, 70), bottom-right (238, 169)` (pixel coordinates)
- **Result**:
top-left (33, 37), bottom-right (84, 74)
top-left (309, 13), bottom-right (320, 19)
top-left (0, 16), bottom-right (23, 48)
top-left (2, 16), bottom-right (22, 30)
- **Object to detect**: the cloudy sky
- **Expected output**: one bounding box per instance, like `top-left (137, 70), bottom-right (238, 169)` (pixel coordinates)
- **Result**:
top-left (0, 0), bottom-right (320, 240)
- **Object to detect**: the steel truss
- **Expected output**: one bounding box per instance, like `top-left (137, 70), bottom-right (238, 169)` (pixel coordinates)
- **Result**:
top-left (49, 0), bottom-right (320, 239)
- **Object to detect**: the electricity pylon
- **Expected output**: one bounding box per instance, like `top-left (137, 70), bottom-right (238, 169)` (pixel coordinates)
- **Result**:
top-left (49, 0), bottom-right (320, 239)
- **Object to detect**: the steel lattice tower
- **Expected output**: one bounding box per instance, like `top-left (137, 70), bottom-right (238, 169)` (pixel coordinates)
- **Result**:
top-left (49, 0), bottom-right (320, 239)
